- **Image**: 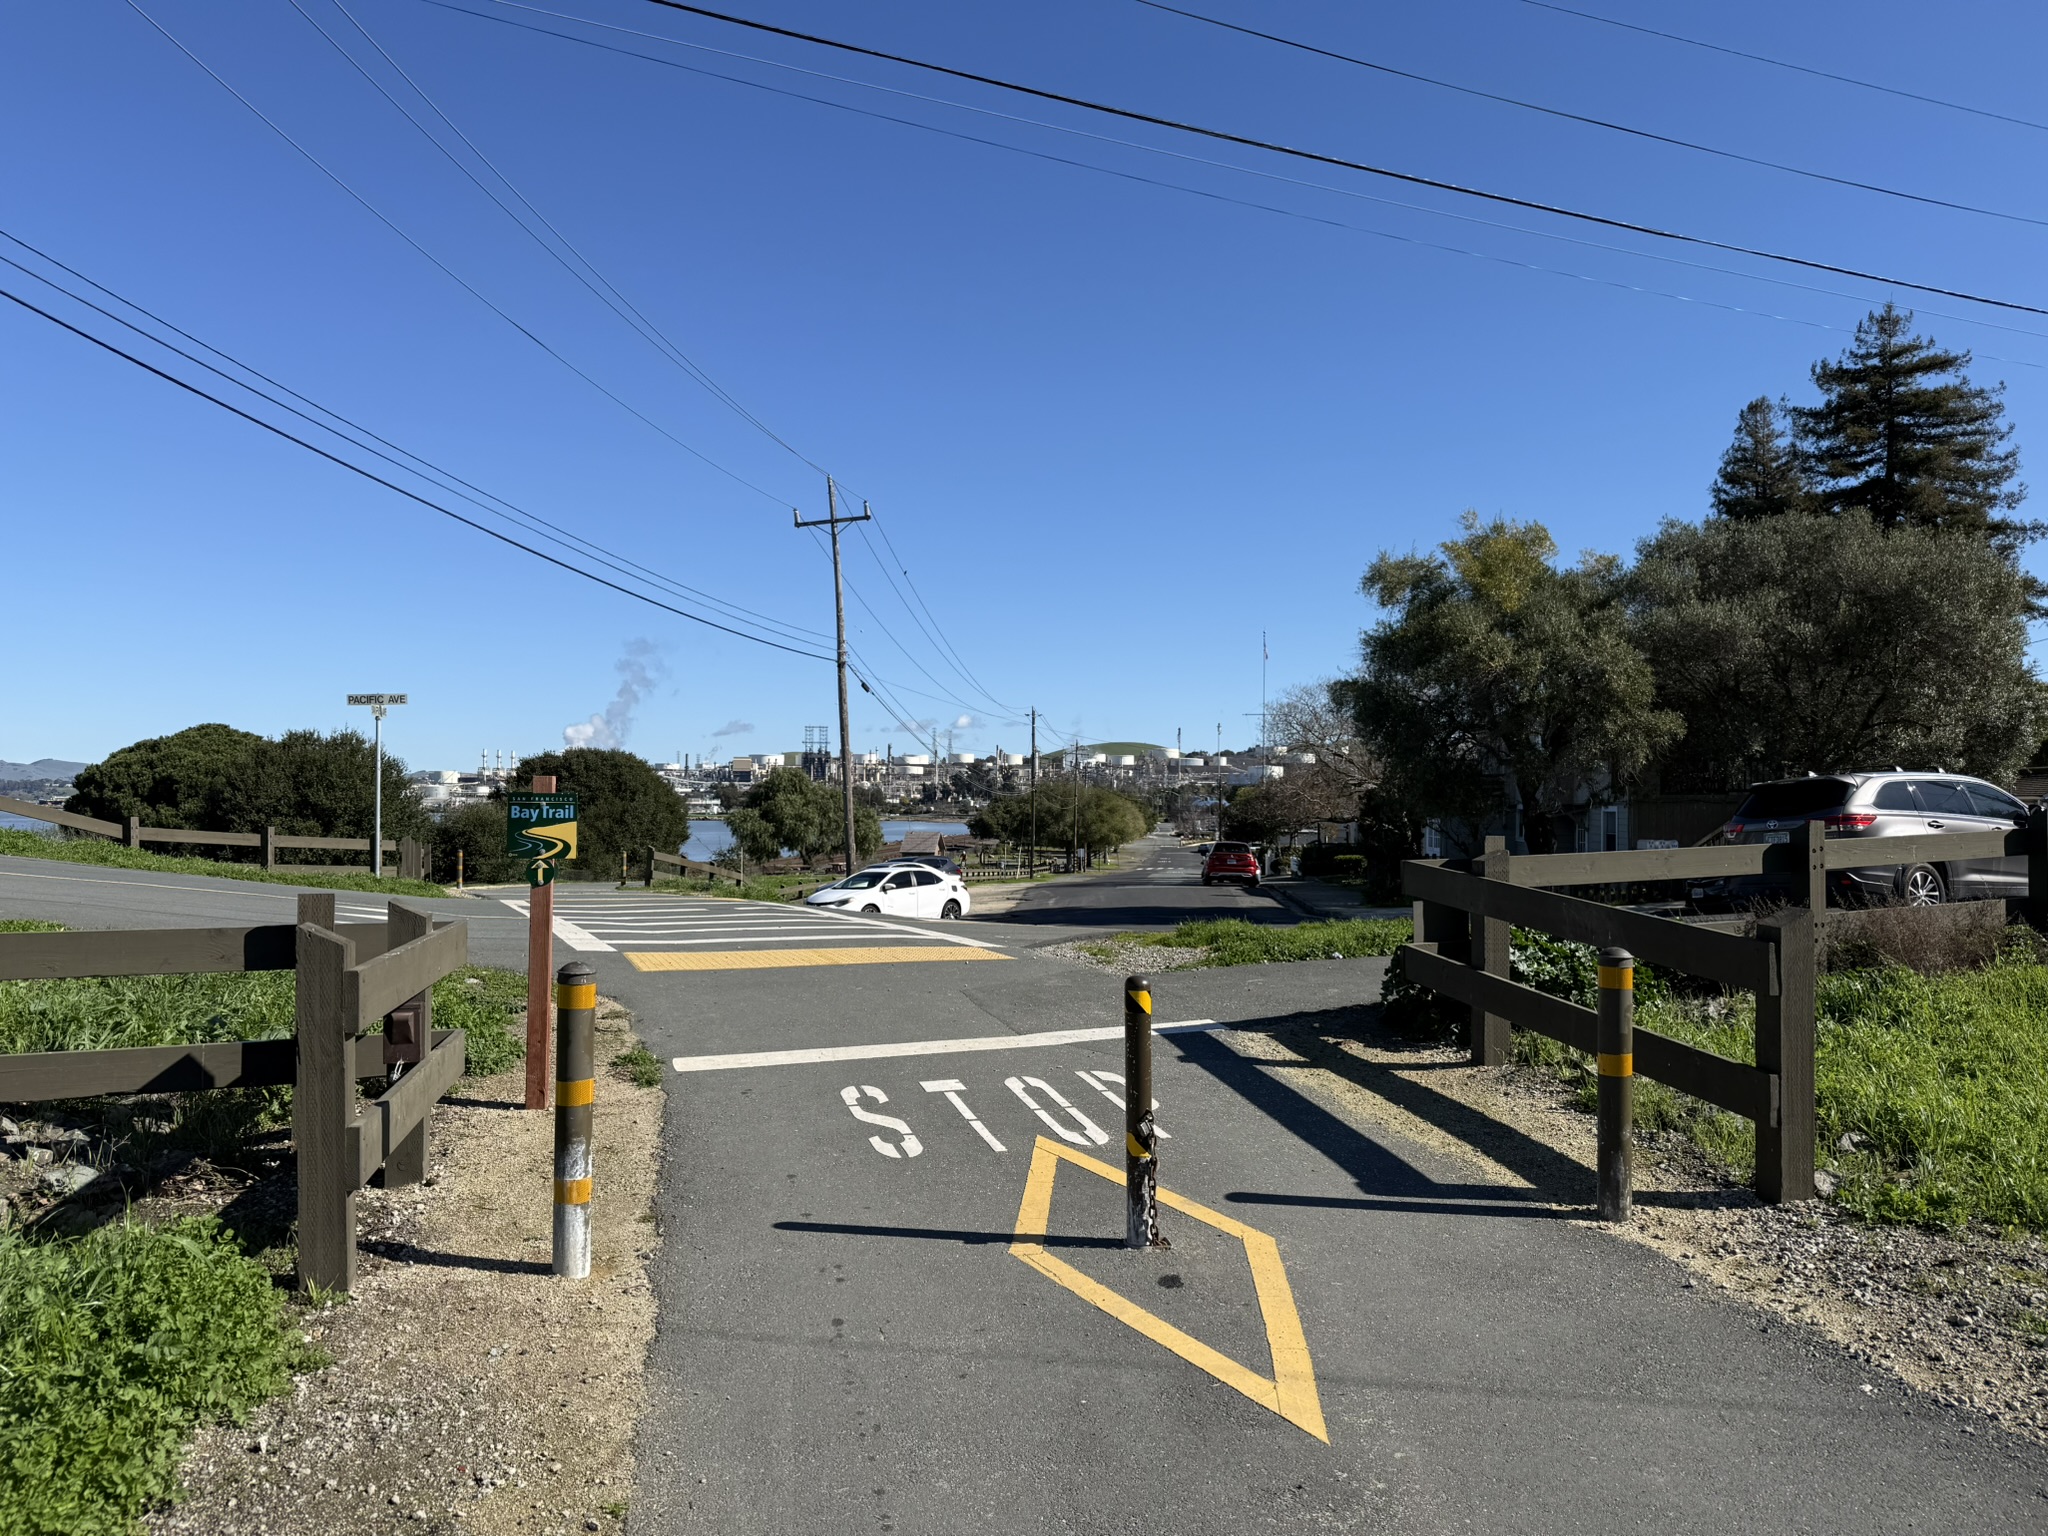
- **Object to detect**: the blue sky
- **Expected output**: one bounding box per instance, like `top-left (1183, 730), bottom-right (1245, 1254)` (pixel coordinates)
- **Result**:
top-left (7, 0), bottom-right (2047, 773)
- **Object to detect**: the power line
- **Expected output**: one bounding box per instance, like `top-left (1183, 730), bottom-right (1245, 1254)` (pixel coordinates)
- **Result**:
top-left (630, 0), bottom-right (2048, 319)
top-left (1135, 0), bottom-right (2048, 229)
top-left (122, 0), bottom-right (795, 505)
top-left (298, 0), bottom-right (829, 478)
top-left (0, 230), bottom-right (835, 647)
top-left (0, 277), bottom-right (839, 660)
top-left (1515, 0), bottom-right (2048, 137)
top-left (444, 0), bottom-right (2048, 351)
top-left (859, 517), bottom-right (1018, 713)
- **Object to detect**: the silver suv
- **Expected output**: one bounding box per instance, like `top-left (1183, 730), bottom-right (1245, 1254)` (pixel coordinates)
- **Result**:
top-left (1700, 771), bottom-right (2031, 907)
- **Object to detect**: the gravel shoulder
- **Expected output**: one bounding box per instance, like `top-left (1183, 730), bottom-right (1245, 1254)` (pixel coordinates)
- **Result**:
top-left (145, 1002), bottom-right (665, 1536)
top-left (1220, 1001), bottom-right (2048, 1446)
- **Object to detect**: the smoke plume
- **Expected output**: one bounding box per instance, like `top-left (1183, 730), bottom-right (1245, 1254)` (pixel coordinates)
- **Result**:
top-left (563, 639), bottom-right (664, 750)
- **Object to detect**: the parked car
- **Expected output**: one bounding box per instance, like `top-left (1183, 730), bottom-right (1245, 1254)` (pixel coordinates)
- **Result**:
top-left (1202, 841), bottom-right (1261, 888)
top-left (805, 865), bottom-right (971, 919)
top-left (1690, 771), bottom-right (2030, 908)
top-left (1192, 843), bottom-right (1214, 858)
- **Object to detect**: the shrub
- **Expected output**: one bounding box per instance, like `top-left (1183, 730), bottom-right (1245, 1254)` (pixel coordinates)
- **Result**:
top-left (0, 1218), bottom-right (322, 1536)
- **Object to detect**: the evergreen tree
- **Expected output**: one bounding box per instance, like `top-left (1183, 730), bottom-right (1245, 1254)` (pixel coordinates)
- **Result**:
top-left (1709, 397), bottom-right (1807, 520)
top-left (1788, 304), bottom-right (2028, 547)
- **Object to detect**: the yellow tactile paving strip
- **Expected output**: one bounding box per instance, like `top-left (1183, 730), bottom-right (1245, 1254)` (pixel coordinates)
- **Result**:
top-left (624, 945), bottom-right (1010, 972)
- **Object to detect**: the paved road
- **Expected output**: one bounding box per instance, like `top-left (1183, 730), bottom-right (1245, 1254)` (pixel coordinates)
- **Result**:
top-left (9, 836), bottom-right (2047, 1530)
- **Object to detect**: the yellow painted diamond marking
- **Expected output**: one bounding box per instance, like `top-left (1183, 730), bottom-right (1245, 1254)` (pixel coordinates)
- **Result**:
top-left (1008, 1136), bottom-right (1328, 1442)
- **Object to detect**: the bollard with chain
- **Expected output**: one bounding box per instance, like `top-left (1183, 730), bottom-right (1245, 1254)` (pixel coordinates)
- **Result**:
top-left (1596, 947), bottom-right (1634, 1223)
top-left (553, 961), bottom-right (597, 1278)
top-left (1124, 975), bottom-right (1165, 1249)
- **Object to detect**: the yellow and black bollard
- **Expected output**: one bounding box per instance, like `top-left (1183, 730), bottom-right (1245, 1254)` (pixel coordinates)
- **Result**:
top-left (1596, 946), bottom-right (1634, 1223)
top-left (553, 961), bottom-right (597, 1278)
top-left (1124, 975), bottom-right (1164, 1249)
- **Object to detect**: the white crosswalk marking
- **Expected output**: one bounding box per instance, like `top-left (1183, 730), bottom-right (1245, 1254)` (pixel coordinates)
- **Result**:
top-left (518, 894), bottom-right (1005, 956)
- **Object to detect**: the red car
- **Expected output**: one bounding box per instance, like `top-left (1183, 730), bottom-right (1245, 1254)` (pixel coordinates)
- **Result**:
top-left (1202, 841), bottom-right (1261, 888)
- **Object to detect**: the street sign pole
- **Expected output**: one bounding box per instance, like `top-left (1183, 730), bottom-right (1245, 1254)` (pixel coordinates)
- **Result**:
top-left (347, 695), bottom-right (407, 880)
top-left (507, 778), bottom-right (579, 1111)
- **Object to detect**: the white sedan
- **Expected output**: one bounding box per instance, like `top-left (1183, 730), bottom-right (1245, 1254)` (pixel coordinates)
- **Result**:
top-left (805, 865), bottom-right (971, 920)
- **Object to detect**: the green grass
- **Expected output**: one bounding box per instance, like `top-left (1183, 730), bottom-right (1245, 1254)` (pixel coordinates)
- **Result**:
top-left (0, 1216), bottom-right (325, 1536)
top-left (0, 828), bottom-right (445, 898)
top-left (1124, 916), bottom-right (1413, 967)
top-left (646, 872), bottom-right (826, 902)
top-left (611, 1045), bottom-right (662, 1088)
top-left (0, 947), bottom-right (527, 1080)
top-left (1500, 935), bottom-right (2048, 1232)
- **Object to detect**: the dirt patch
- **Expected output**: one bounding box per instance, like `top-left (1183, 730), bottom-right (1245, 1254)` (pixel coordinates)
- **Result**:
top-left (144, 1001), bottom-right (665, 1536)
top-left (1038, 938), bottom-right (1210, 973)
top-left (1220, 1007), bottom-right (2048, 1446)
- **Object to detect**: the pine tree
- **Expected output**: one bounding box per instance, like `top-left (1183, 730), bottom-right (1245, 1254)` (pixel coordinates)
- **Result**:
top-left (1788, 304), bottom-right (2028, 545)
top-left (1709, 396), bottom-right (1808, 520)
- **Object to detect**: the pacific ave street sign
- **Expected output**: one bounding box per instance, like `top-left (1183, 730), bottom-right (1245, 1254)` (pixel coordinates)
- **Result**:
top-left (346, 694), bottom-right (408, 707)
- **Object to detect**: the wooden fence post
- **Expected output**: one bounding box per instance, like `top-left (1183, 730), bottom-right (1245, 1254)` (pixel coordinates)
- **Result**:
top-left (1414, 882), bottom-right (1471, 1043)
top-left (1798, 817), bottom-right (1826, 916)
top-left (376, 901), bottom-right (432, 1189)
top-left (2028, 807), bottom-right (2048, 931)
top-left (1754, 907), bottom-right (1815, 1204)
top-left (294, 893), bottom-right (358, 1292)
top-left (1468, 836), bottom-right (1513, 1065)
top-left (261, 825), bottom-right (277, 871)
top-left (124, 815), bottom-right (142, 849)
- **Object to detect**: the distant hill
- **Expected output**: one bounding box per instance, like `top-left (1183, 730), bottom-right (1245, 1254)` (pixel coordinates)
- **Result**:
top-left (1077, 741), bottom-right (1163, 756)
top-left (0, 759), bottom-right (87, 781)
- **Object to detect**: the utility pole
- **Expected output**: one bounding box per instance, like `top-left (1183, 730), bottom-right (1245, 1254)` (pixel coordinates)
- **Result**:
top-left (1029, 707), bottom-right (1038, 879)
top-left (794, 479), bottom-right (871, 877)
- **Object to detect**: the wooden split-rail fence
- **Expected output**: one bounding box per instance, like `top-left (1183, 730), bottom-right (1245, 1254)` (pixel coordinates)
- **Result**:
top-left (0, 794), bottom-right (427, 880)
top-left (0, 895), bottom-right (468, 1291)
top-left (1400, 812), bottom-right (2048, 1204)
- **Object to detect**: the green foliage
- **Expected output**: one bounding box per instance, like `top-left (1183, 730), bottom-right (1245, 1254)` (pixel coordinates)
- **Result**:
top-left (0, 829), bottom-right (444, 897)
top-left (514, 749), bottom-right (691, 879)
top-left (1630, 511), bottom-right (2040, 791)
top-left (1710, 396), bottom-right (1810, 521)
top-left (1789, 304), bottom-right (2028, 548)
top-left (611, 1045), bottom-right (662, 1088)
top-left (0, 1217), bottom-right (322, 1536)
top-left (1352, 511), bottom-right (1680, 853)
top-left (431, 799), bottom-right (519, 885)
top-left (65, 724), bottom-right (433, 855)
top-left (734, 768), bottom-right (882, 868)
top-left (1141, 916), bottom-right (1411, 967)
top-left (973, 782), bottom-right (1149, 854)
top-left (0, 957), bottom-right (523, 1080)
top-left (0, 919), bottom-right (65, 933)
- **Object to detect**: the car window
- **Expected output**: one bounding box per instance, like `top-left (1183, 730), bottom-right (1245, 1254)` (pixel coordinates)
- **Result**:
top-left (1735, 778), bottom-right (1856, 819)
top-left (912, 871), bottom-right (941, 886)
top-left (840, 872), bottom-right (884, 889)
top-left (1964, 782), bottom-right (2026, 820)
top-left (1871, 781), bottom-right (1919, 812)
top-left (1914, 780), bottom-right (1974, 816)
top-left (883, 872), bottom-right (914, 889)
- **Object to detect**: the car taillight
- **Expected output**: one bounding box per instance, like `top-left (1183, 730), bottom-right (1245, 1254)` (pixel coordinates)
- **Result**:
top-left (1721, 822), bottom-right (1743, 841)
top-left (1824, 813), bottom-right (1877, 832)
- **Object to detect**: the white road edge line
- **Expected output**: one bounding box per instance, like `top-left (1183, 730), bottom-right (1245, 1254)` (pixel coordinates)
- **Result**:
top-left (500, 899), bottom-right (615, 953)
top-left (670, 1020), bottom-right (1219, 1073)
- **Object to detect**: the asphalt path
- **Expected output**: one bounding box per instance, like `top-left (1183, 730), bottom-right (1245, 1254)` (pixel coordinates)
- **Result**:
top-left (601, 832), bottom-right (2048, 1534)
top-left (9, 837), bottom-right (2047, 1529)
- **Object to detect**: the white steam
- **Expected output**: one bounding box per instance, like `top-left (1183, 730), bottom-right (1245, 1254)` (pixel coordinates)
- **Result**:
top-left (563, 639), bottom-right (664, 750)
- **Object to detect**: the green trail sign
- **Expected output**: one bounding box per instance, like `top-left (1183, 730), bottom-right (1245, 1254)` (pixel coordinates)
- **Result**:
top-left (507, 793), bottom-right (578, 886)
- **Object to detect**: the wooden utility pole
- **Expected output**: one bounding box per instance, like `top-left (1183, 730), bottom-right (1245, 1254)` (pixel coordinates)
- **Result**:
top-left (795, 480), bottom-right (871, 877)
top-left (1028, 707), bottom-right (1038, 878)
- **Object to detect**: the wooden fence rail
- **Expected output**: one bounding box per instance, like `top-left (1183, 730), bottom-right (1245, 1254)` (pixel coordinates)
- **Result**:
top-left (0, 895), bottom-right (467, 1292)
top-left (1402, 812), bottom-right (2048, 1204)
top-left (0, 794), bottom-right (426, 880)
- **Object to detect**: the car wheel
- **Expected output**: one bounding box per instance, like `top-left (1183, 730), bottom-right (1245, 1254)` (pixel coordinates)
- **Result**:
top-left (1200, 877), bottom-right (1212, 886)
top-left (940, 899), bottom-right (962, 920)
top-left (861, 903), bottom-right (881, 914)
top-left (1899, 864), bottom-right (1946, 906)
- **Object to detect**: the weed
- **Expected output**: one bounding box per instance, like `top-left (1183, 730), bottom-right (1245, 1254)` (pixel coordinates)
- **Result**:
top-left (1139, 917), bottom-right (1412, 967)
top-left (0, 828), bottom-right (444, 898)
top-left (0, 1217), bottom-right (323, 1536)
top-left (602, 1500), bottom-right (630, 1520)
top-left (611, 1046), bottom-right (662, 1088)
top-left (0, 919), bottom-right (65, 934)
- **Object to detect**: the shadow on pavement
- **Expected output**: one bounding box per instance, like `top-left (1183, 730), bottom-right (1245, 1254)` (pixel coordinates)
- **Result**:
top-left (773, 1220), bottom-right (1123, 1249)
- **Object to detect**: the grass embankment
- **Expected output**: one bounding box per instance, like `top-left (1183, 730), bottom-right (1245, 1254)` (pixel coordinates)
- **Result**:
top-left (1086, 917), bottom-right (1413, 967)
top-left (0, 934), bottom-right (528, 1530)
top-left (0, 1217), bottom-right (325, 1536)
top-left (1500, 934), bottom-right (2048, 1232)
top-left (0, 828), bottom-right (446, 898)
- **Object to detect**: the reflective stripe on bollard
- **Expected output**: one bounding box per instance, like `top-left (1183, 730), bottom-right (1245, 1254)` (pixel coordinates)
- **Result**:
top-left (553, 961), bottom-right (597, 1279)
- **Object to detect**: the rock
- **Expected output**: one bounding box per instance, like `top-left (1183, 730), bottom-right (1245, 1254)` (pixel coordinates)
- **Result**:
top-left (1837, 1132), bottom-right (1867, 1153)
top-left (1814, 1170), bottom-right (1840, 1198)
top-left (0, 1117), bottom-right (17, 1137)
top-left (38, 1164), bottom-right (97, 1195)
top-left (24, 1146), bottom-right (52, 1166)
